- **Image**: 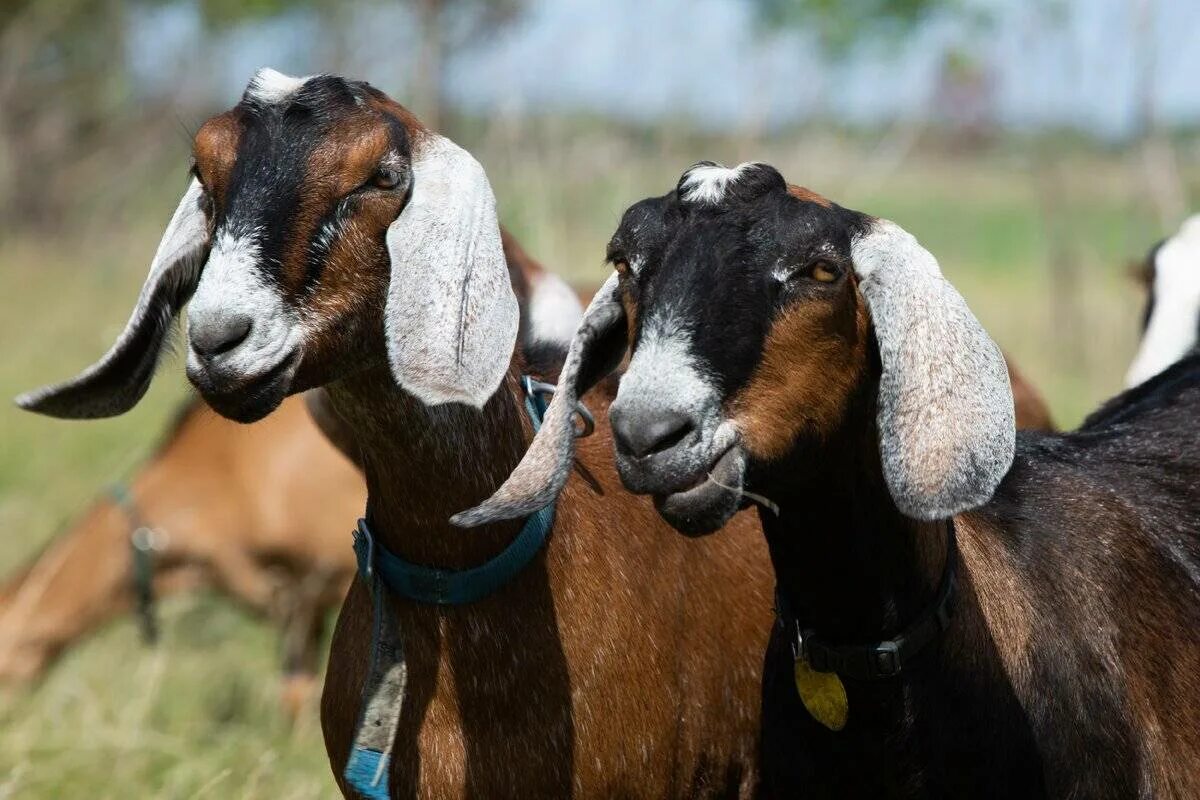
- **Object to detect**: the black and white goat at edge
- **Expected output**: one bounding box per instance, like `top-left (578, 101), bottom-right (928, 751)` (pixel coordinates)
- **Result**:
top-left (456, 161), bottom-right (1200, 799)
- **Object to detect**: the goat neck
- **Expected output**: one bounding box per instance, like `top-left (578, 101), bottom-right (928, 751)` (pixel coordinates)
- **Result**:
top-left (326, 361), bottom-right (530, 569)
top-left (756, 380), bottom-right (950, 646)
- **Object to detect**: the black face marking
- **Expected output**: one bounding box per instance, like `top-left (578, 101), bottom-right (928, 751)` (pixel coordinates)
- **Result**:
top-left (216, 76), bottom-right (413, 297)
top-left (610, 163), bottom-right (870, 403)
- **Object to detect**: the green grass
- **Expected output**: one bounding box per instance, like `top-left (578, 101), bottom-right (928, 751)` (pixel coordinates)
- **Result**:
top-left (0, 129), bottom-right (1184, 797)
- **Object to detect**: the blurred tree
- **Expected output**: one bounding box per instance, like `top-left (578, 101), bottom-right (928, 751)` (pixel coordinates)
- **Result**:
top-left (751, 0), bottom-right (958, 55)
top-left (134, 0), bottom-right (529, 131)
top-left (0, 0), bottom-right (131, 231)
top-left (408, 0), bottom-right (527, 132)
top-left (1133, 0), bottom-right (1186, 233)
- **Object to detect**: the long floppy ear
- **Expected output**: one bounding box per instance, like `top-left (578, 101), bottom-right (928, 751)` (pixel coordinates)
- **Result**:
top-left (15, 179), bottom-right (210, 419)
top-left (385, 134), bottom-right (519, 408)
top-left (851, 219), bottom-right (1015, 520)
top-left (452, 272), bottom-right (627, 526)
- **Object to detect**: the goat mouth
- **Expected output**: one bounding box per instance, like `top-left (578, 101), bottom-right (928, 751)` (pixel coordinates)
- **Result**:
top-left (653, 445), bottom-right (745, 537)
top-left (193, 352), bottom-right (298, 423)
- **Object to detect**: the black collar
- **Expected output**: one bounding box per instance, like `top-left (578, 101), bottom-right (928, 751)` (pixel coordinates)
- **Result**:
top-left (775, 519), bottom-right (957, 681)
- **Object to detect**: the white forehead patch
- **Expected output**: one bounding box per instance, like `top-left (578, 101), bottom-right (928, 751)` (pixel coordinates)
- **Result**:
top-left (246, 67), bottom-right (314, 104)
top-left (1125, 213), bottom-right (1200, 387)
top-left (680, 162), bottom-right (757, 205)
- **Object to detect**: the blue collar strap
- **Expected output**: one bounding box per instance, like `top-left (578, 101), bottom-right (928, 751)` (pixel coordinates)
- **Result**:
top-left (345, 375), bottom-right (561, 799)
top-left (349, 374), bottom-right (557, 606)
top-left (351, 500), bottom-right (555, 606)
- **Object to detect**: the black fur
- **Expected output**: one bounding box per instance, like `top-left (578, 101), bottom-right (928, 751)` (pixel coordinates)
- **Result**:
top-left (608, 165), bottom-right (1200, 798)
top-left (226, 76), bottom-right (413, 296)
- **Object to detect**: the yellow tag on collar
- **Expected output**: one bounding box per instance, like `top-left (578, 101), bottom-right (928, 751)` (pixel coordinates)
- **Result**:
top-left (794, 659), bottom-right (848, 731)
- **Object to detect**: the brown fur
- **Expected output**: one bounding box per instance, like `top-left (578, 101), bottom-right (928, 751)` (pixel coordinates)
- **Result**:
top-left (319, 370), bottom-right (771, 799)
top-left (733, 280), bottom-right (1054, 460)
top-left (786, 184), bottom-right (832, 207)
top-left (732, 275), bottom-right (872, 460)
top-left (192, 111), bottom-right (241, 211)
top-left (1006, 359), bottom-right (1055, 431)
top-left (0, 395), bottom-right (363, 716)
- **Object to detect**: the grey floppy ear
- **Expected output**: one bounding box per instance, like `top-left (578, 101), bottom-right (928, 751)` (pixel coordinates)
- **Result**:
top-left (452, 272), bottom-right (628, 526)
top-left (15, 179), bottom-right (211, 419)
top-left (385, 134), bottom-right (519, 408)
top-left (851, 218), bottom-right (1015, 520)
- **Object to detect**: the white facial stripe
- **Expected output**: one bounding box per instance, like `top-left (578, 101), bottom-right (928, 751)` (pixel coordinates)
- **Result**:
top-left (1126, 215), bottom-right (1200, 387)
top-left (246, 67), bottom-right (314, 104)
top-left (617, 313), bottom-right (721, 429)
top-left (187, 231), bottom-right (300, 376)
top-left (680, 162), bottom-right (757, 205)
top-left (526, 272), bottom-right (584, 347)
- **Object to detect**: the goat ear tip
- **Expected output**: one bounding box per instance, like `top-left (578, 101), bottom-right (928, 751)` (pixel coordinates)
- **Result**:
top-left (14, 389), bottom-right (44, 412)
top-left (449, 508), bottom-right (487, 528)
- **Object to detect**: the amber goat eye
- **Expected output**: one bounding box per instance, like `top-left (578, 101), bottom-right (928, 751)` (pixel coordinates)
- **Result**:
top-left (613, 259), bottom-right (630, 275)
top-left (809, 261), bottom-right (839, 283)
top-left (373, 167), bottom-right (403, 190)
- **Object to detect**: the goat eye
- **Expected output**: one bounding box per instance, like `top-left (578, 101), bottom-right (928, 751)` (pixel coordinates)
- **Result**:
top-left (613, 258), bottom-right (630, 275)
top-left (372, 167), bottom-right (403, 190)
top-left (807, 260), bottom-right (839, 283)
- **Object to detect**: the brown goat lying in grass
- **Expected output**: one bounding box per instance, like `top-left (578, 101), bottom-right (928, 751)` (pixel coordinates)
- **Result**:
top-left (0, 393), bottom-right (361, 715)
top-left (18, 72), bottom-right (773, 798)
top-left (463, 162), bottom-right (1200, 799)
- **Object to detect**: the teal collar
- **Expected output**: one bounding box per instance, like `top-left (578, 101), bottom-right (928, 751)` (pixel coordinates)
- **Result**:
top-left (345, 376), bottom-right (563, 798)
top-left (350, 374), bottom-right (558, 606)
top-left (351, 503), bottom-right (554, 606)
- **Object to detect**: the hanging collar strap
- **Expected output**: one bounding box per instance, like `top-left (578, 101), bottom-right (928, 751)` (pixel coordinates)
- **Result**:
top-left (776, 519), bottom-right (958, 681)
top-left (108, 483), bottom-right (161, 645)
top-left (345, 374), bottom-right (567, 798)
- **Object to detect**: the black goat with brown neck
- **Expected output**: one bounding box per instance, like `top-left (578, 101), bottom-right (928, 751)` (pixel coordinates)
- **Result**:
top-left (460, 162), bottom-right (1200, 798)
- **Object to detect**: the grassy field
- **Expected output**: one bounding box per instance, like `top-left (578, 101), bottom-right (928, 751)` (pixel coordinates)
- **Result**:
top-left (0, 128), bottom-right (1187, 797)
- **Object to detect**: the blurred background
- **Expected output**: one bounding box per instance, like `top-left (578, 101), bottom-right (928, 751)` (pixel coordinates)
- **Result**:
top-left (1, 0), bottom-right (1197, 796)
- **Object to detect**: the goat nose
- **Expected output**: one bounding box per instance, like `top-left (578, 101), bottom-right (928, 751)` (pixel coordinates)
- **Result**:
top-left (612, 406), bottom-right (696, 458)
top-left (189, 312), bottom-right (252, 358)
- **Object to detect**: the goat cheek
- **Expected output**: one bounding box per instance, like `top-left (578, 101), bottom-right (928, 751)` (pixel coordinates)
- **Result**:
top-left (731, 302), bottom-right (868, 460)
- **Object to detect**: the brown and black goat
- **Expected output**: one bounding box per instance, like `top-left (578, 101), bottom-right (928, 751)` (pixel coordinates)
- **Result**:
top-left (1, 219), bottom-right (581, 719)
top-left (17, 72), bottom-right (773, 798)
top-left (462, 162), bottom-right (1200, 799)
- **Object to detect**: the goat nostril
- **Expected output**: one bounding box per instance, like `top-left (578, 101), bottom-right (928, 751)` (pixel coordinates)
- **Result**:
top-left (614, 408), bottom-right (696, 459)
top-left (190, 313), bottom-right (253, 358)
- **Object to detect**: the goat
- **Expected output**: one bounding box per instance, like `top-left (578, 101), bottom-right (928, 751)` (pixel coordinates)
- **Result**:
top-left (2, 222), bottom-right (581, 720)
top-left (1126, 214), bottom-right (1200, 388)
top-left (17, 72), bottom-right (772, 798)
top-left (462, 162), bottom-right (1200, 798)
top-left (0, 394), bottom-right (360, 714)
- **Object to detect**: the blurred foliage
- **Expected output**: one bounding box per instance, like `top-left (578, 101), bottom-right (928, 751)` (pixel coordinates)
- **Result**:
top-left (752, 0), bottom-right (957, 54)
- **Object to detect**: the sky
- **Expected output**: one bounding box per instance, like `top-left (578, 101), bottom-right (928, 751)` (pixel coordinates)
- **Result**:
top-left (128, 0), bottom-right (1200, 140)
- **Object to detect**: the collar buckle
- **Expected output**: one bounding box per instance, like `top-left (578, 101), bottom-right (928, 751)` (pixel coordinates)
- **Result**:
top-left (775, 519), bottom-right (958, 682)
top-left (870, 641), bottom-right (901, 678)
